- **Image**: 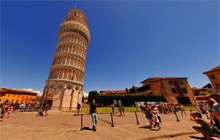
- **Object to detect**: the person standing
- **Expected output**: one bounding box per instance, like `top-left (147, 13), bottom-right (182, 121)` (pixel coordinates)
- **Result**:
top-left (89, 99), bottom-right (98, 131)
top-left (111, 102), bottom-right (115, 116)
top-left (77, 103), bottom-right (81, 115)
top-left (118, 102), bottom-right (122, 116)
top-left (7, 106), bottom-right (13, 118)
top-left (121, 103), bottom-right (125, 116)
top-left (44, 103), bottom-right (49, 116)
top-left (208, 98), bottom-right (220, 129)
top-left (180, 104), bottom-right (186, 117)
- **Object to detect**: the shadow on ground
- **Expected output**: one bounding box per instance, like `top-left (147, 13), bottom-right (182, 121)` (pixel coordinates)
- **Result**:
top-left (82, 127), bottom-right (94, 131)
top-left (190, 136), bottom-right (215, 140)
top-left (139, 125), bottom-right (151, 129)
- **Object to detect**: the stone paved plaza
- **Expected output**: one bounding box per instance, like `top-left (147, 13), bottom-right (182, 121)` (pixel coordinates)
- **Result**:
top-left (0, 111), bottom-right (218, 140)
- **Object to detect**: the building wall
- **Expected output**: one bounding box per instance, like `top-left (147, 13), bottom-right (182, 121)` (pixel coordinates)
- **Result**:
top-left (42, 81), bottom-right (83, 111)
top-left (160, 79), bottom-right (195, 104)
top-left (144, 78), bottom-right (196, 104)
top-left (149, 81), bottom-right (161, 95)
top-left (205, 70), bottom-right (220, 93)
top-left (0, 93), bottom-right (37, 104)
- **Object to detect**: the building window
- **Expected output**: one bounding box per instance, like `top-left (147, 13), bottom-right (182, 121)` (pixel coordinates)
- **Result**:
top-left (168, 81), bottom-right (173, 85)
top-left (210, 75), bottom-right (216, 79)
top-left (179, 80), bottom-right (183, 85)
top-left (171, 88), bottom-right (177, 93)
top-left (182, 88), bottom-right (187, 93)
top-left (216, 84), bottom-right (220, 89)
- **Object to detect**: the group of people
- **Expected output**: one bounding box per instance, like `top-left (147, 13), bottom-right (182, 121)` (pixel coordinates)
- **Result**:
top-left (2, 97), bottom-right (220, 139)
top-left (88, 101), bottom-right (189, 132)
top-left (141, 103), bottom-right (162, 131)
top-left (19, 103), bottom-right (41, 112)
top-left (37, 103), bottom-right (50, 116)
top-left (111, 102), bottom-right (125, 116)
top-left (154, 103), bottom-right (186, 117)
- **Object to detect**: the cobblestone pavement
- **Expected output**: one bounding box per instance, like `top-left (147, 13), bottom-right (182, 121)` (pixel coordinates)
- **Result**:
top-left (0, 111), bottom-right (218, 140)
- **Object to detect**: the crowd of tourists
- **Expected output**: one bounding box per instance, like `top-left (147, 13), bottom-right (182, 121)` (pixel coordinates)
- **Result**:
top-left (0, 100), bottom-right (50, 122)
top-left (139, 103), bottom-right (185, 131)
top-left (1, 97), bottom-right (220, 139)
top-left (0, 101), bottom-right (41, 112)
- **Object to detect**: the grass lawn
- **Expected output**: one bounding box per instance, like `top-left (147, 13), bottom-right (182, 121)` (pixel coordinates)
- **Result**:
top-left (184, 105), bottom-right (196, 111)
top-left (64, 105), bottom-right (196, 113)
top-left (65, 107), bottom-right (142, 114)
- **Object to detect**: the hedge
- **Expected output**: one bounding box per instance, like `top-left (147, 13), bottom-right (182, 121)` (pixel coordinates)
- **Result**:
top-left (96, 94), bottom-right (166, 106)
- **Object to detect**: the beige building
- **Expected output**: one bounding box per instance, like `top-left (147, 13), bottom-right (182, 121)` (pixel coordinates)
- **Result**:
top-left (141, 77), bottom-right (196, 104)
top-left (42, 8), bottom-right (90, 111)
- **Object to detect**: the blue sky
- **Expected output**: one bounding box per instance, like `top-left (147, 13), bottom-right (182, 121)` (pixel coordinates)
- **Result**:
top-left (1, 1), bottom-right (219, 95)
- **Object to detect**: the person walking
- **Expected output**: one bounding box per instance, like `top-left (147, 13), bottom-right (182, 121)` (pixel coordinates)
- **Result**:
top-left (143, 103), bottom-right (153, 129)
top-left (89, 99), bottom-right (98, 131)
top-left (1, 100), bottom-right (9, 122)
top-left (152, 111), bottom-right (161, 131)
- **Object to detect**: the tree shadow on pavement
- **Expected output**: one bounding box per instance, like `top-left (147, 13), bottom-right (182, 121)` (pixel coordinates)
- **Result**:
top-left (189, 136), bottom-right (215, 140)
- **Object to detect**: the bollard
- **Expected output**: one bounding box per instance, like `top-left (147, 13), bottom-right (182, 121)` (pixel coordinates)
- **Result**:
top-left (111, 113), bottom-right (114, 127)
top-left (135, 111), bottom-right (140, 125)
top-left (81, 114), bottom-right (83, 131)
top-left (174, 110), bottom-right (180, 122)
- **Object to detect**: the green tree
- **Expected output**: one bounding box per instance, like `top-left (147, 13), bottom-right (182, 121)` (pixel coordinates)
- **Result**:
top-left (126, 88), bottom-right (129, 94)
top-left (88, 90), bottom-right (99, 102)
top-left (129, 85), bottom-right (138, 94)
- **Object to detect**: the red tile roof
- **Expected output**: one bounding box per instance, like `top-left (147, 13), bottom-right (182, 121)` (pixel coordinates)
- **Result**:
top-left (203, 66), bottom-right (220, 74)
top-left (141, 77), bottom-right (188, 83)
top-left (191, 88), bottom-right (200, 91)
top-left (0, 88), bottom-right (37, 96)
top-left (100, 90), bottom-right (126, 95)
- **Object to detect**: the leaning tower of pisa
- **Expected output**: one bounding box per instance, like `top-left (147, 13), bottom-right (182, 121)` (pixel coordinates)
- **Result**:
top-left (42, 8), bottom-right (90, 111)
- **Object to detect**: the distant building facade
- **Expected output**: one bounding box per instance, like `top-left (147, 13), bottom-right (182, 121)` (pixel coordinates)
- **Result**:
top-left (140, 77), bottom-right (196, 104)
top-left (42, 8), bottom-right (90, 111)
top-left (0, 88), bottom-right (38, 104)
top-left (138, 77), bottom-right (195, 104)
top-left (203, 66), bottom-right (220, 93)
top-left (99, 77), bottom-right (196, 105)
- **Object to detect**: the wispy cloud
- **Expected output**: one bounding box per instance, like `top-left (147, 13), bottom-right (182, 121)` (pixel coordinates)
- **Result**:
top-left (19, 88), bottom-right (43, 96)
top-left (83, 92), bottom-right (88, 97)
